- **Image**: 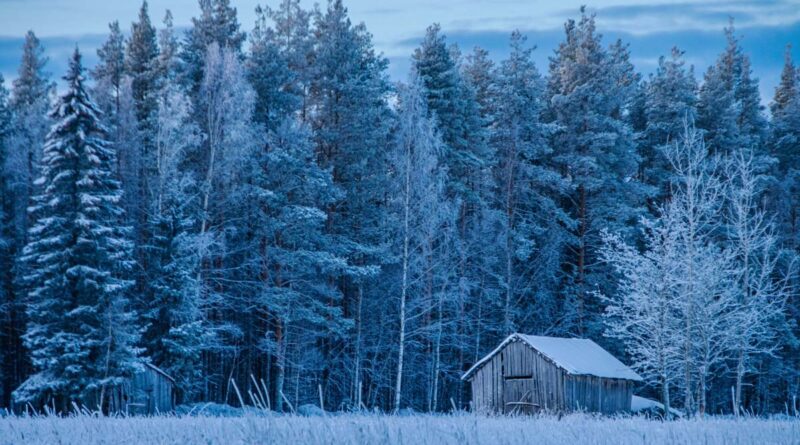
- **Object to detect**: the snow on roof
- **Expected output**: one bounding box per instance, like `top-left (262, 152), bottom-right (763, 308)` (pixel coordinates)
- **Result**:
top-left (461, 333), bottom-right (643, 382)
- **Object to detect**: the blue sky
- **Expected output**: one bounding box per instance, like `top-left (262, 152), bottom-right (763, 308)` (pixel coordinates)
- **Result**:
top-left (0, 0), bottom-right (799, 103)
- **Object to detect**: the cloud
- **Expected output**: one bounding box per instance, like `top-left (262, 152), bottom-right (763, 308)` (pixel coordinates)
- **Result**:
top-left (588, 0), bottom-right (800, 35)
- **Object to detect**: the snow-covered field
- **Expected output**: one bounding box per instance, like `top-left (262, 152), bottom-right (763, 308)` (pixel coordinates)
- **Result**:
top-left (0, 414), bottom-right (797, 445)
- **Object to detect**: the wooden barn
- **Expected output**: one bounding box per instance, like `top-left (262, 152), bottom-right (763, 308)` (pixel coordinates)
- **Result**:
top-left (108, 363), bottom-right (176, 415)
top-left (462, 334), bottom-right (642, 414)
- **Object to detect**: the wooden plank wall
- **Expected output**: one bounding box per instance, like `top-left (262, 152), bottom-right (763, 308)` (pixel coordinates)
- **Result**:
top-left (469, 339), bottom-right (634, 414)
top-left (109, 367), bottom-right (175, 414)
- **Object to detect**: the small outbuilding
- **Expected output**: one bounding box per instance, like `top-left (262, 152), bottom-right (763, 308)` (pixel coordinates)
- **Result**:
top-left (462, 334), bottom-right (642, 414)
top-left (108, 363), bottom-right (176, 415)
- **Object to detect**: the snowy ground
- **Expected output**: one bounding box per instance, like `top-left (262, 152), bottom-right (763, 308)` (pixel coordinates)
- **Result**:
top-left (1, 413), bottom-right (798, 445)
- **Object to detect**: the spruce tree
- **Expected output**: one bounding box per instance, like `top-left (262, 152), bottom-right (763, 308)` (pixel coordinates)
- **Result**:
top-left (14, 49), bottom-right (140, 411)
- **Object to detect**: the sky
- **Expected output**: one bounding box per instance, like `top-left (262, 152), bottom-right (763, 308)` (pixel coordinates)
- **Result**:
top-left (0, 0), bottom-right (799, 104)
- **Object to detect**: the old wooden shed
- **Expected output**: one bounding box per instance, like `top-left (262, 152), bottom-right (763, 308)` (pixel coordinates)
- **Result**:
top-left (108, 363), bottom-right (176, 415)
top-left (462, 334), bottom-right (642, 414)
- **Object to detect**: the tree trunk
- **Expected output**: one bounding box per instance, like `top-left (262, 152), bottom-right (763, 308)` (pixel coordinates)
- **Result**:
top-left (393, 148), bottom-right (411, 413)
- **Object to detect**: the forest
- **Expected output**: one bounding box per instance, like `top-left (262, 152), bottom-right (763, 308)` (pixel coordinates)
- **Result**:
top-left (0, 0), bottom-right (798, 418)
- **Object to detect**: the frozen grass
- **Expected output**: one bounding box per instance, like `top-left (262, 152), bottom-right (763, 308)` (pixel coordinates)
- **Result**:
top-left (0, 413), bottom-right (798, 444)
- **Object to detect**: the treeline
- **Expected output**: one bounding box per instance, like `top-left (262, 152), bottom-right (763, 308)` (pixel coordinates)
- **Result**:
top-left (0, 0), bottom-right (798, 415)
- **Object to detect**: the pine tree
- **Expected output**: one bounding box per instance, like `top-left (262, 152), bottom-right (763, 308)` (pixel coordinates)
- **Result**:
top-left (413, 24), bottom-right (487, 199)
top-left (412, 24), bottom-right (490, 408)
top-left (14, 49), bottom-right (140, 411)
top-left (641, 47), bottom-right (698, 203)
top-left (491, 31), bottom-right (568, 335)
top-left (180, 0), bottom-right (246, 99)
top-left (91, 21), bottom-right (126, 120)
top-left (546, 8), bottom-right (649, 336)
top-left (248, 118), bottom-right (349, 412)
top-left (125, 1), bottom-right (162, 322)
top-left (247, 5), bottom-right (300, 131)
top-left (697, 22), bottom-right (768, 160)
top-left (309, 0), bottom-right (392, 407)
top-left (156, 11), bottom-right (179, 81)
top-left (766, 45), bottom-right (800, 415)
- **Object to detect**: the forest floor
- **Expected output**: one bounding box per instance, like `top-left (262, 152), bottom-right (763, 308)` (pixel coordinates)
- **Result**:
top-left (0, 412), bottom-right (798, 444)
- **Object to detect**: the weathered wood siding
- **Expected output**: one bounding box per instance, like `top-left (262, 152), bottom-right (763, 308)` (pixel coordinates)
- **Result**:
top-left (109, 366), bottom-right (175, 415)
top-left (469, 339), bottom-right (634, 414)
top-left (564, 374), bottom-right (633, 414)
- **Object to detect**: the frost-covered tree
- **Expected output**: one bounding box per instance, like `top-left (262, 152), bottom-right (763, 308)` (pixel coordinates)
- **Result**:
top-left (602, 213), bottom-right (684, 419)
top-left (248, 118), bottom-right (349, 412)
top-left (604, 124), bottom-right (742, 416)
top-left (2, 30), bottom-right (54, 408)
top-left (698, 22), bottom-right (768, 164)
top-left (14, 50), bottom-right (140, 411)
top-left (247, 5), bottom-right (300, 131)
top-left (390, 71), bottom-right (456, 412)
top-left (91, 21), bottom-right (126, 121)
top-left (546, 8), bottom-right (649, 336)
top-left (180, 0), bottom-right (246, 100)
top-left (413, 25), bottom-right (492, 409)
top-left (491, 31), bottom-right (568, 335)
top-left (0, 75), bottom-right (14, 406)
top-left (661, 125), bottom-right (738, 416)
top-left (125, 1), bottom-right (160, 240)
top-left (723, 150), bottom-right (791, 415)
top-left (140, 75), bottom-right (206, 402)
top-left (640, 47), bottom-right (698, 203)
top-left (92, 21), bottom-right (140, 250)
top-left (309, 0), bottom-right (392, 407)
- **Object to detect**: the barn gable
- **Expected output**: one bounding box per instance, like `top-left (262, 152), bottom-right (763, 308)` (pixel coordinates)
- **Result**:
top-left (463, 334), bottom-right (641, 414)
top-left (462, 333), bottom-right (642, 382)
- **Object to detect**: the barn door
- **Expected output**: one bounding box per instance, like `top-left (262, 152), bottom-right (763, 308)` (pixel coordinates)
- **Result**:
top-left (503, 377), bottom-right (538, 415)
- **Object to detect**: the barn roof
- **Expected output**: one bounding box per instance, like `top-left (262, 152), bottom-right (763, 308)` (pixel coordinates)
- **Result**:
top-left (145, 362), bottom-right (176, 384)
top-left (461, 333), bottom-right (643, 382)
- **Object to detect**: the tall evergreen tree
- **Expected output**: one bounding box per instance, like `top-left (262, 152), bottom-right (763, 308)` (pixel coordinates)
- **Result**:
top-left (91, 21), bottom-right (126, 120)
top-left (697, 22), bottom-right (768, 160)
top-left (640, 47), bottom-right (698, 204)
top-left (247, 5), bottom-right (299, 131)
top-left (0, 75), bottom-right (13, 407)
top-left (546, 8), bottom-right (649, 336)
top-left (309, 0), bottom-right (392, 407)
top-left (491, 31), bottom-right (568, 335)
top-left (767, 45), bottom-right (800, 414)
top-left (14, 49), bottom-right (140, 411)
top-left (2, 30), bottom-right (54, 408)
top-left (126, 0), bottom-right (160, 214)
top-left (180, 0), bottom-right (246, 99)
top-left (413, 24), bottom-right (491, 408)
top-left (141, 52), bottom-right (206, 401)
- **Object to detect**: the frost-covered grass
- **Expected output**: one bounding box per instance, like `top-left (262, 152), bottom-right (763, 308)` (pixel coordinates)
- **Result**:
top-left (0, 413), bottom-right (798, 445)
